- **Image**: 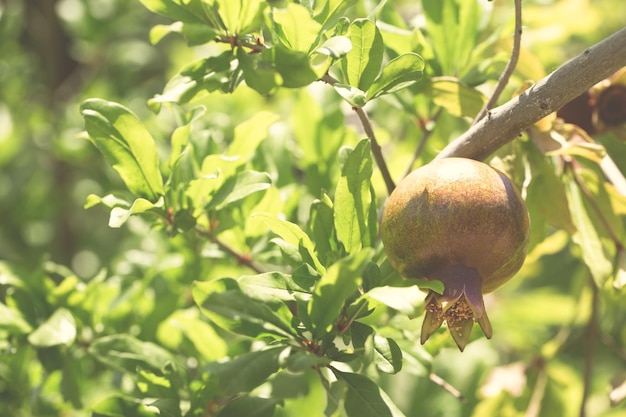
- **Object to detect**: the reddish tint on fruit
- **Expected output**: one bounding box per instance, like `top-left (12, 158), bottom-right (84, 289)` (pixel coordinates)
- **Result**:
top-left (381, 157), bottom-right (530, 351)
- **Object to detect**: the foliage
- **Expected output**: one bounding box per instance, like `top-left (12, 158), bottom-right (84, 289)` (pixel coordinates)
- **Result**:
top-left (1, 0), bottom-right (626, 416)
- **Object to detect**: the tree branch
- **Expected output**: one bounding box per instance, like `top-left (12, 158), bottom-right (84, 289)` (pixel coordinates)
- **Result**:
top-left (436, 26), bottom-right (626, 161)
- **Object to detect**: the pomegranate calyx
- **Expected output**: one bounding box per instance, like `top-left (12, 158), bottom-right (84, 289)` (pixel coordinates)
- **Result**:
top-left (420, 265), bottom-right (493, 351)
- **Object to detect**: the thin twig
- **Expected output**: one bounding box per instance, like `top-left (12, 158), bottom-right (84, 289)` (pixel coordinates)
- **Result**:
top-left (193, 225), bottom-right (265, 274)
top-left (436, 26), bottom-right (626, 161)
top-left (320, 73), bottom-right (396, 195)
top-left (354, 107), bottom-right (396, 194)
top-left (404, 107), bottom-right (443, 177)
top-left (473, 0), bottom-right (523, 124)
top-left (428, 373), bottom-right (467, 403)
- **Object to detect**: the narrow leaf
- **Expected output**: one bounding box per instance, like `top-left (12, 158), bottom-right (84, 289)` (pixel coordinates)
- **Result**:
top-left (373, 334), bottom-right (402, 374)
top-left (208, 170), bottom-right (271, 210)
top-left (92, 395), bottom-right (157, 417)
top-left (217, 396), bottom-right (279, 417)
top-left (308, 249), bottom-right (373, 339)
top-left (334, 139), bottom-right (374, 253)
top-left (565, 178), bottom-right (613, 286)
top-left (343, 19), bottom-right (384, 91)
top-left (367, 53), bottom-right (425, 99)
top-left (208, 347), bottom-right (287, 397)
top-left (252, 212), bottom-right (325, 273)
top-left (80, 99), bottom-right (164, 200)
top-left (238, 272), bottom-right (314, 303)
top-left (333, 370), bottom-right (406, 417)
top-left (88, 334), bottom-right (178, 375)
top-left (192, 279), bottom-right (296, 339)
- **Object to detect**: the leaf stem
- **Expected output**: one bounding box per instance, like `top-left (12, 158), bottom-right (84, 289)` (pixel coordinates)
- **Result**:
top-left (473, 0), bottom-right (523, 124)
top-left (428, 373), bottom-right (467, 403)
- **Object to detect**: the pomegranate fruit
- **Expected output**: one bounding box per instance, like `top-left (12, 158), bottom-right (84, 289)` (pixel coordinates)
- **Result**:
top-left (381, 157), bottom-right (530, 351)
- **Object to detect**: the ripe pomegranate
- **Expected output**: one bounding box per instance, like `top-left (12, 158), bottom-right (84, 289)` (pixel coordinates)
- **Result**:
top-left (381, 157), bottom-right (530, 351)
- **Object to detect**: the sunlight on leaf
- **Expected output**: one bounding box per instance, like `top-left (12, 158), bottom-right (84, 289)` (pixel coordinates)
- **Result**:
top-left (343, 19), bottom-right (384, 91)
top-left (28, 308), bottom-right (76, 347)
top-left (80, 99), bottom-right (164, 200)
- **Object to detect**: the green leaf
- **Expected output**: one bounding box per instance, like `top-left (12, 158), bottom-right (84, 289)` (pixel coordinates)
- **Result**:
top-left (308, 249), bottom-right (373, 339)
top-left (217, 396), bottom-right (279, 417)
top-left (252, 212), bottom-right (325, 273)
top-left (0, 302), bottom-right (32, 334)
top-left (367, 53), bottom-right (425, 99)
top-left (27, 308), bottom-right (76, 347)
top-left (208, 170), bottom-right (271, 210)
top-left (157, 308), bottom-right (228, 362)
top-left (333, 83), bottom-right (368, 108)
top-left (88, 334), bottom-right (178, 375)
top-left (84, 193), bottom-right (130, 210)
top-left (308, 194), bottom-right (340, 265)
top-left (149, 21), bottom-right (220, 46)
top-left (228, 111), bottom-right (280, 159)
top-left (615, 249), bottom-right (626, 290)
top-left (333, 370), bottom-right (406, 417)
top-left (208, 347), bottom-right (287, 396)
top-left (423, 77), bottom-right (486, 118)
top-left (148, 52), bottom-right (241, 109)
top-left (108, 197), bottom-right (165, 228)
top-left (92, 395), bottom-right (158, 417)
top-left (422, 0), bottom-right (480, 75)
top-left (80, 99), bottom-right (164, 200)
top-left (342, 19), bottom-right (384, 91)
top-left (311, 36), bottom-right (353, 77)
top-left (270, 3), bottom-right (321, 52)
top-left (214, 0), bottom-right (266, 34)
top-left (139, 0), bottom-right (205, 24)
top-left (238, 48), bottom-right (279, 95)
top-left (525, 145), bottom-right (576, 234)
top-left (238, 272), bottom-right (314, 303)
top-left (274, 45), bottom-right (319, 88)
top-left (192, 279), bottom-right (296, 339)
top-left (314, 35), bottom-right (352, 59)
top-left (334, 139), bottom-right (374, 253)
top-left (315, 0), bottom-right (359, 34)
top-left (565, 178), bottom-right (614, 287)
top-left (362, 285), bottom-right (425, 316)
top-left (373, 334), bottom-right (402, 374)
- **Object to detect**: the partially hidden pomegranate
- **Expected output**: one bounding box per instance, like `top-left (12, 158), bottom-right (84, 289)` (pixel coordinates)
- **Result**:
top-left (381, 157), bottom-right (530, 351)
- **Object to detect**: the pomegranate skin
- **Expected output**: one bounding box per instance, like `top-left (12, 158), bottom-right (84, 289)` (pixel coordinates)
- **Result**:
top-left (380, 157), bottom-right (530, 350)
